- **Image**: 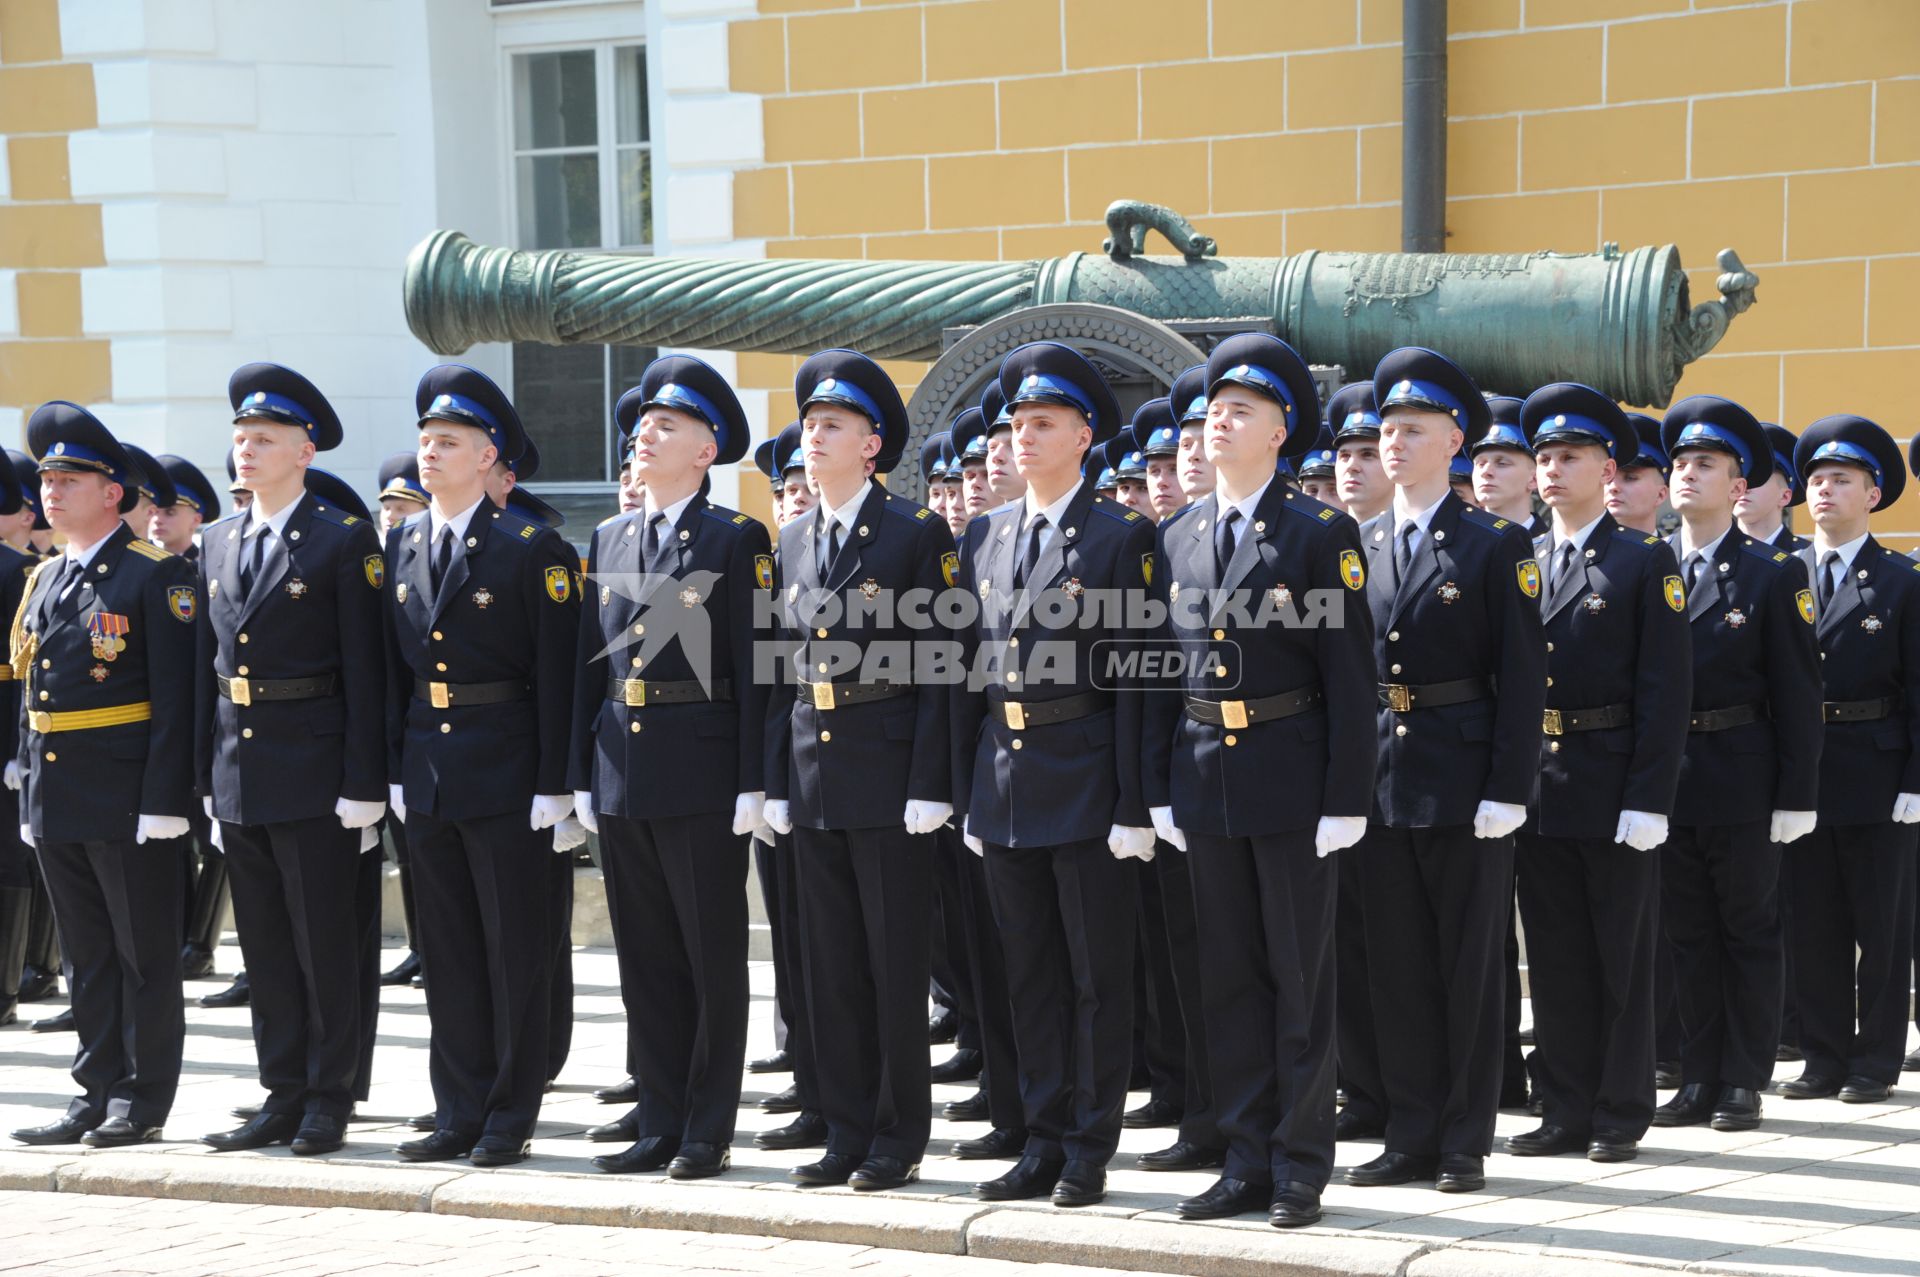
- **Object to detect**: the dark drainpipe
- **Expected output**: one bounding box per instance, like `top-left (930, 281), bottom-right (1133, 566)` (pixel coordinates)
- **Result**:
top-left (1402, 0), bottom-right (1447, 253)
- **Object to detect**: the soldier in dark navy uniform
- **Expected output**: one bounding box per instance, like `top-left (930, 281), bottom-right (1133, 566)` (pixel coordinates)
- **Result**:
top-left (1651, 396), bottom-right (1821, 1135)
top-left (1505, 384), bottom-right (1690, 1165)
top-left (150, 456), bottom-right (218, 559)
top-left (1294, 424), bottom-right (1337, 505)
top-left (1142, 335), bottom-right (1375, 1228)
top-left (1775, 417), bottom-right (1918, 1106)
top-left (1132, 398), bottom-right (1184, 522)
top-left (1330, 382), bottom-right (1391, 526)
top-left (1605, 414), bottom-right (1671, 538)
top-left (567, 356), bottom-right (770, 1180)
top-left (1470, 397), bottom-right (1538, 531)
top-left (374, 452), bottom-right (431, 991)
top-left (761, 349), bottom-right (956, 1191)
top-left (3, 451), bottom-right (61, 1024)
top-left (0, 458), bottom-right (38, 1026)
top-left (385, 365), bottom-right (581, 1168)
top-left (1346, 348), bottom-right (1547, 1195)
top-left (118, 444), bottom-right (175, 545)
top-left (7, 403), bottom-right (199, 1148)
top-left (1738, 424), bottom-right (1808, 553)
top-left (1170, 364), bottom-right (1216, 508)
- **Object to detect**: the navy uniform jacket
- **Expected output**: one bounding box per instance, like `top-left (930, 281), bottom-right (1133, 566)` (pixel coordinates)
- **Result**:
top-left (951, 482), bottom-right (1155, 847)
top-left (1666, 531), bottom-right (1822, 825)
top-left (1772, 526), bottom-right (1808, 553)
top-left (766, 482), bottom-right (954, 831)
top-left (1797, 538), bottom-right (1920, 825)
top-left (0, 544), bottom-right (34, 776)
top-left (11, 524), bottom-right (198, 842)
top-left (1533, 516), bottom-right (1691, 840)
top-left (568, 495), bottom-right (772, 818)
top-left (383, 498), bottom-right (580, 820)
top-left (194, 493), bottom-right (387, 826)
top-left (1142, 483), bottom-right (1375, 837)
top-left (1360, 493), bottom-right (1548, 827)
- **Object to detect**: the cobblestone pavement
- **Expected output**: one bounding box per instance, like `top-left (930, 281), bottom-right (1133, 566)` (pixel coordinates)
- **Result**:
top-left (3, 943), bottom-right (1919, 1277)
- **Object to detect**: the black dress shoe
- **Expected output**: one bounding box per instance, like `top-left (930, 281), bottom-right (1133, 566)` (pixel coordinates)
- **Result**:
top-left (1839, 1076), bottom-right (1894, 1104)
top-left (83, 1117), bottom-right (162, 1148)
top-left (1778, 1072), bottom-right (1843, 1100)
top-left (203, 1112), bottom-right (300, 1151)
top-left (1587, 1133), bottom-right (1638, 1163)
top-left (759, 1085), bottom-right (801, 1114)
top-left (230, 1103), bottom-right (261, 1120)
top-left (1710, 1086), bottom-right (1763, 1131)
top-left (953, 1127), bottom-right (1027, 1160)
top-left (1175, 1176), bottom-right (1267, 1220)
top-left (1344, 1151), bottom-right (1438, 1187)
top-left (396, 1130), bottom-right (476, 1162)
top-left (1651, 1082), bottom-right (1717, 1127)
top-left (409, 972), bottom-right (425, 989)
top-left (12, 1113), bottom-right (99, 1145)
top-left (791, 1151), bottom-right (863, 1186)
top-left (1776, 1042), bottom-right (1803, 1062)
top-left (1136, 1139), bottom-right (1226, 1172)
top-left (593, 1135), bottom-right (680, 1174)
top-left (754, 1112), bottom-right (828, 1151)
top-left (850, 1155), bottom-right (919, 1191)
top-left (180, 945), bottom-right (216, 981)
top-left (930, 1049), bottom-right (982, 1084)
top-left (976, 1155), bottom-right (1063, 1201)
top-left (1505, 1123), bottom-right (1588, 1157)
top-left (470, 1135), bottom-right (531, 1167)
top-left (29, 1007), bottom-right (73, 1033)
top-left (1051, 1159), bottom-right (1105, 1207)
top-left (593, 1076), bottom-right (639, 1104)
top-left (380, 952), bottom-right (422, 986)
top-left (1435, 1153), bottom-right (1485, 1193)
top-left (667, 1142), bottom-right (730, 1180)
top-left (291, 1115), bottom-right (346, 1156)
top-left (199, 973), bottom-right (250, 1009)
top-left (928, 1007), bottom-right (957, 1044)
top-left (1655, 1059), bottom-right (1682, 1089)
top-left (748, 1050), bottom-right (791, 1075)
top-left (943, 1090), bottom-right (990, 1122)
top-left (1334, 1109), bottom-right (1386, 1141)
top-left (408, 1111), bottom-right (437, 1133)
top-left (586, 1113), bottom-right (639, 1143)
top-left (1270, 1184), bottom-right (1324, 1229)
top-left (1121, 1097), bottom-right (1181, 1129)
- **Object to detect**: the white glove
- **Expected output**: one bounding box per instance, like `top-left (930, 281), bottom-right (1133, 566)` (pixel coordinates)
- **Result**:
top-left (529, 793), bottom-right (573, 831)
top-left (573, 791), bottom-right (599, 835)
top-left (552, 816), bottom-right (586, 853)
top-left (135, 814), bottom-right (191, 844)
top-left (1770, 809), bottom-right (1817, 844)
top-left (210, 820), bottom-right (224, 851)
top-left (751, 820), bottom-right (775, 847)
top-left (389, 783), bottom-right (407, 826)
top-left (1108, 824), bottom-right (1156, 861)
top-left (963, 815), bottom-right (984, 856)
top-left (18, 823), bottom-right (31, 846)
top-left (903, 799), bottom-right (953, 837)
top-left (1148, 805), bottom-right (1188, 853)
top-left (1613, 809), bottom-right (1669, 852)
top-left (1473, 800), bottom-right (1527, 840)
top-left (734, 792), bottom-right (766, 837)
top-left (1893, 793), bottom-right (1920, 824)
top-left (1316, 815), bottom-right (1368, 858)
top-left (335, 797), bottom-right (385, 830)
top-left (4, 761), bottom-right (19, 791)
top-left (763, 798), bottom-right (792, 836)
top-left (202, 795), bottom-right (214, 821)
top-left (358, 825), bottom-right (380, 854)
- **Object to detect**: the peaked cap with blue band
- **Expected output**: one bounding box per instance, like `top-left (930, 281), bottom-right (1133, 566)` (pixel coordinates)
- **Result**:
top-left (978, 381), bottom-right (1012, 437)
top-left (303, 466), bottom-right (372, 522)
top-left (8, 450), bottom-right (46, 528)
top-left (230, 362), bottom-right (343, 452)
top-left (795, 348), bottom-right (909, 473)
top-left (1326, 382), bottom-right (1381, 444)
top-left (417, 364), bottom-right (528, 468)
top-left (1297, 423), bottom-right (1337, 478)
top-left (1170, 364), bottom-right (1208, 427)
top-left (1205, 333), bottom-right (1322, 461)
top-left (1129, 396), bottom-right (1178, 459)
top-left (1520, 383), bottom-right (1636, 463)
top-left (1088, 438), bottom-right (1119, 489)
top-left (1622, 412), bottom-right (1668, 474)
top-left (1449, 448), bottom-right (1474, 481)
top-left (619, 354), bottom-right (750, 467)
top-left (949, 407), bottom-right (988, 464)
top-left (753, 437), bottom-right (781, 490)
top-left (28, 401), bottom-right (142, 513)
top-left (998, 341), bottom-right (1122, 447)
top-left (1472, 396), bottom-right (1531, 456)
top-left (1111, 437), bottom-right (1146, 480)
top-left (772, 420), bottom-right (804, 476)
top-left (1798, 414), bottom-right (1904, 509)
top-left (157, 454), bottom-right (219, 519)
top-left (378, 452), bottom-right (430, 507)
top-left (1660, 395), bottom-right (1772, 485)
top-left (1760, 423), bottom-right (1805, 506)
top-left (920, 431), bottom-right (958, 486)
top-left (505, 485), bottom-right (567, 530)
top-left (506, 435), bottom-right (542, 483)
top-left (0, 446), bottom-right (23, 518)
top-left (119, 443), bottom-right (176, 509)
top-left (1374, 347), bottom-right (1493, 445)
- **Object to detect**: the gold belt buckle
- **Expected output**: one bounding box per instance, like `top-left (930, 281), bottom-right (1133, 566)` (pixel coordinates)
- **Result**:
top-left (810, 681), bottom-right (836, 711)
top-left (228, 676), bottom-right (251, 707)
top-left (429, 681), bottom-right (450, 710)
top-left (1542, 708), bottom-right (1563, 736)
top-left (27, 710), bottom-right (50, 734)
top-left (1219, 699), bottom-right (1249, 730)
top-left (1004, 700), bottom-right (1027, 731)
top-left (624, 680), bottom-right (646, 707)
top-left (1385, 684), bottom-right (1411, 713)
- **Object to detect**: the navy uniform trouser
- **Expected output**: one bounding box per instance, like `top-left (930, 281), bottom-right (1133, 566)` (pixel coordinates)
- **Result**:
top-left (1660, 819), bottom-right (1781, 1092)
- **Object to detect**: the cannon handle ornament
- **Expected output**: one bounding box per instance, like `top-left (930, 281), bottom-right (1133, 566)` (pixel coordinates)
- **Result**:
top-left (1102, 200), bottom-right (1218, 263)
top-left (1674, 248), bottom-right (1761, 366)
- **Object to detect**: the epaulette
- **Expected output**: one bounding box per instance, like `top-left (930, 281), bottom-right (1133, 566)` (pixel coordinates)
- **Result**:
top-left (1610, 528), bottom-right (1659, 551)
top-left (700, 503), bottom-right (750, 527)
top-left (488, 506), bottom-right (543, 544)
top-left (1090, 497), bottom-right (1143, 524)
top-left (1280, 489), bottom-right (1346, 526)
top-left (1160, 501), bottom-right (1201, 527)
top-left (308, 503), bottom-right (362, 531)
top-left (125, 539), bottom-right (170, 561)
top-left (597, 512), bottom-right (627, 529)
top-left (883, 498), bottom-right (933, 523)
top-left (1459, 506), bottom-right (1516, 535)
top-left (1738, 537), bottom-right (1792, 568)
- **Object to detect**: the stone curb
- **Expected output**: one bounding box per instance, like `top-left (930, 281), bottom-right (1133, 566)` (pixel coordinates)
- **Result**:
top-left (48, 1150), bottom-right (464, 1213)
top-left (965, 1209), bottom-right (1427, 1277)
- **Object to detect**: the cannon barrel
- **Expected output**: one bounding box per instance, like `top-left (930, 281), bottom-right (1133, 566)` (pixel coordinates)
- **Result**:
top-left (404, 203), bottom-right (1758, 406)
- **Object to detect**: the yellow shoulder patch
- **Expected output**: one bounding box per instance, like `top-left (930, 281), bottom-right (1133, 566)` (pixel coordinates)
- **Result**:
top-left (1663, 575), bottom-right (1685, 612)
top-left (1774, 551), bottom-right (1788, 562)
top-left (1340, 549), bottom-right (1365, 590)
top-left (342, 514), bottom-right (360, 525)
top-left (915, 507), bottom-right (932, 520)
top-left (520, 525), bottom-right (536, 540)
top-left (732, 512), bottom-right (749, 525)
top-left (1125, 509), bottom-right (1143, 522)
top-left (1492, 517), bottom-right (1510, 530)
top-left (1318, 507), bottom-right (1336, 521)
top-left (126, 540), bottom-right (169, 561)
top-left (1644, 536), bottom-right (1658, 546)
top-left (1516, 558), bottom-right (1542, 598)
top-left (1796, 588), bottom-right (1815, 624)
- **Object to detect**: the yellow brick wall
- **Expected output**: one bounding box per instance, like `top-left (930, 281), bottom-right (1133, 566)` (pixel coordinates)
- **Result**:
top-left (730, 0), bottom-right (1920, 532)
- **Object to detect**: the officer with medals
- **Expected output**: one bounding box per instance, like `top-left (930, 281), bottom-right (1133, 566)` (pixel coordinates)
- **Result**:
top-left (190, 366), bottom-right (387, 1157)
top-left (385, 365), bottom-right (581, 1168)
top-left (1605, 415), bottom-right (1671, 537)
top-left (0, 459), bottom-right (38, 1027)
top-left (1133, 398), bottom-right (1185, 522)
top-left (1142, 334), bottom-right (1375, 1228)
top-left (1347, 348), bottom-right (1547, 1195)
top-left (1505, 384), bottom-right (1691, 1164)
top-left (1330, 382), bottom-right (1391, 526)
top-left (8, 403), bottom-right (199, 1148)
top-left (951, 341), bottom-right (1156, 1210)
top-left (1738, 424), bottom-right (1808, 552)
top-left (1651, 396), bottom-right (1821, 1135)
top-left (1776, 417), bottom-right (1918, 1105)
top-left (761, 349), bottom-right (956, 1191)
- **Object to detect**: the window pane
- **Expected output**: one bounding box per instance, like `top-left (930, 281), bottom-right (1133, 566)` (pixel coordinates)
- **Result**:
top-left (513, 50), bottom-right (597, 150)
top-left (516, 153), bottom-right (601, 250)
top-left (616, 147), bottom-right (652, 248)
top-left (512, 341), bottom-right (607, 482)
top-left (615, 45), bottom-right (648, 145)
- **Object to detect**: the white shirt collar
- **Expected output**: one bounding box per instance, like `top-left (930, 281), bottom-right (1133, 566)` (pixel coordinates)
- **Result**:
top-left (1391, 489), bottom-right (1449, 536)
top-left (63, 527), bottom-right (118, 570)
top-left (1555, 513), bottom-right (1608, 556)
top-left (429, 496), bottom-right (486, 545)
top-left (1022, 477), bottom-right (1083, 533)
top-left (1679, 524), bottom-right (1731, 565)
top-left (1818, 531), bottom-right (1871, 572)
top-left (245, 490), bottom-right (306, 542)
top-left (644, 490), bottom-right (696, 531)
top-left (814, 483), bottom-right (867, 540)
top-left (1217, 476), bottom-right (1275, 529)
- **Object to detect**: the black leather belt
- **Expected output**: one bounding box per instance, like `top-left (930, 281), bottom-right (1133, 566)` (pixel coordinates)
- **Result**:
top-left (798, 681), bottom-right (908, 711)
top-left (1688, 703), bottom-right (1765, 732)
top-left (1379, 677), bottom-right (1491, 712)
top-left (1543, 702), bottom-right (1632, 735)
top-left (990, 690), bottom-right (1111, 731)
top-left (219, 674), bottom-right (337, 706)
top-left (606, 676), bottom-right (732, 707)
top-left (1185, 685), bottom-right (1323, 729)
top-left (414, 678), bottom-right (529, 709)
top-left (1824, 696), bottom-right (1895, 724)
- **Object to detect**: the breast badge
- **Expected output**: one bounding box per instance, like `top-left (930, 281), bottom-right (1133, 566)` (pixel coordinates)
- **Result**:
top-left (1438, 581), bottom-right (1462, 604)
top-left (88, 613), bottom-right (130, 659)
top-left (1725, 608), bottom-right (1747, 629)
top-left (472, 587), bottom-right (494, 609)
top-left (1583, 593), bottom-right (1607, 615)
top-left (1862, 614), bottom-right (1883, 634)
top-left (285, 579), bottom-right (308, 599)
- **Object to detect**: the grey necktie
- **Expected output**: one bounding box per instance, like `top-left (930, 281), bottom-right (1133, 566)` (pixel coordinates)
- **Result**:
top-left (1394, 521), bottom-right (1417, 581)
top-left (1818, 550), bottom-right (1839, 610)
top-left (240, 527), bottom-right (270, 601)
top-left (643, 512), bottom-right (666, 573)
top-left (1554, 540), bottom-right (1576, 595)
